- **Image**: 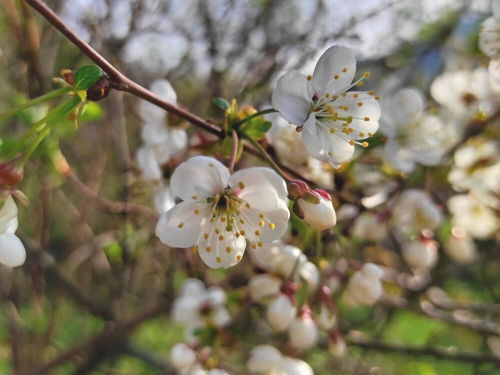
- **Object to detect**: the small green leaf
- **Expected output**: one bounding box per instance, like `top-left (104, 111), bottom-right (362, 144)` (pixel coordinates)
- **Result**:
top-left (212, 97), bottom-right (230, 111)
top-left (73, 65), bottom-right (102, 90)
top-left (239, 119), bottom-right (272, 140)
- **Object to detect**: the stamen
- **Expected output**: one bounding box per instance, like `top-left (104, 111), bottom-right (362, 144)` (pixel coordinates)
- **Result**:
top-left (177, 223), bottom-right (184, 228)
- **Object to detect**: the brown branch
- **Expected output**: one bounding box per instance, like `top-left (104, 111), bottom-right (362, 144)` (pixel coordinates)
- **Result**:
top-left (348, 338), bottom-right (500, 366)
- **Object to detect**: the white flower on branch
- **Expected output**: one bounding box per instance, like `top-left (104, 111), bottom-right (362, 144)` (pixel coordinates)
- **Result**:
top-left (247, 345), bottom-right (313, 375)
top-left (266, 293), bottom-right (297, 332)
top-left (0, 194), bottom-right (26, 268)
top-left (345, 263), bottom-right (384, 306)
top-left (402, 238), bottom-right (438, 271)
top-left (272, 45), bottom-right (381, 168)
top-left (479, 1), bottom-right (500, 58)
top-left (156, 156), bottom-right (289, 268)
top-left (448, 194), bottom-right (498, 239)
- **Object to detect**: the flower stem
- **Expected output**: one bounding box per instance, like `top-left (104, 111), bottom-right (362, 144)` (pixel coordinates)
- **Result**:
top-left (0, 87), bottom-right (71, 124)
top-left (244, 136), bottom-right (290, 181)
top-left (235, 108), bottom-right (276, 128)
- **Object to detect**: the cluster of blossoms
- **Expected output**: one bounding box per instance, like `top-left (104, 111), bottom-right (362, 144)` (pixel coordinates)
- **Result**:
top-left (136, 79), bottom-right (187, 213)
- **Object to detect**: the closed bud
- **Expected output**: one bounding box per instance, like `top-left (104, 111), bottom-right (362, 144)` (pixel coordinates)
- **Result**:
top-left (402, 239), bottom-right (438, 271)
top-left (170, 343), bottom-right (196, 370)
top-left (86, 75), bottom-right (111, 101)
top-left (289, 306), bottom-right (318, 350)
top-left (328, 331), bottom-right (346, 357)
top-left (248, 274), bottom-right (282, 302)
top-left (266, 293), bottom-right (296, 332)
top-left (294, 189), bottom-right (336, 231)
top-left (0, 162), bottom-right (23, 189)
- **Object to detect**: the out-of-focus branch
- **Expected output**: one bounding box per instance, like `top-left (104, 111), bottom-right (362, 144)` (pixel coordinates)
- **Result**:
top-left (348, 337), bottom-right (500, 365)
top-left (38, 301), bottom-right (170, 374)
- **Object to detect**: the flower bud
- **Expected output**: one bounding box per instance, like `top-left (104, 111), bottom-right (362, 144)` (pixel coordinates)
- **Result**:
top-left (247, 345), bottom-right (283, 373)
top-left (266, 293), bottom-right (296, 332)
top-left (345, 263), bottom-right (384, 306)
top-left (402, 239), bottom-right (438, 270)
top-left (0, 162), bottom-right (23, 189)
top-left (170, 343), bottom-right (196, 370)
top-left (248, 274), bottom-right (282, 302)
top-left (294, 189), bottom-right (336, 231)
top-left (328, 331), bottom-right (347, 357)
top-left (444, 227), bottom-right (477, 264)
top-left (86, 75), bottom-right (111, 101)
top-left (289, 307), bottom-right (318, 350)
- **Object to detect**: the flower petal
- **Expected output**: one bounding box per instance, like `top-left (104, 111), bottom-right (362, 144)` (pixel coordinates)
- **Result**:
top-left (156, 201), bottom-right (210, 248)
top-left (0, 233), bottom-right (26, 267)
top-left (139, 79), bottom-right (177, 121)
top-left (196, 219), bottom-right (247, 269)
top-left (237, 205), bottom-right (289, 243)
top-left (323, 130), bottom-right (355, 167)
top-left (272, 71), bottom-right (312, 125)
top-left (0, 195), bottom-right (18, 234)
top-left (312, 45), bottom-right (356, 96)
top-left (170, 156), bottom-right (230, 201)
top-left (301, 115), bottom-right (327, 161)
top-left (136, 146), bottom-right (162, 181)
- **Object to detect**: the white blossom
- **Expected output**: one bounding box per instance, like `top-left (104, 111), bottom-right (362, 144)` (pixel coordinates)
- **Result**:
top-left (247, 345), bottom-right (313, 375)
top-left (345, 263), bottom-right (384, 306)
top-left (266, 293), bottom-right (297, 332)
top-left (402, 239), bottom-right (438, 271)
top-left (295, 189), bottom-right (336, 231)
top-left (0, 195), bottom-right (26, 268)
top-left (392, 189), bottom-right (443, 235)
top-left (444, 228), bottom-right (478, 264)
top-left (156, 156), bottom-right (289, 268)
top-left (170, 343), bottom-right (197, 370)
top-left (248, 274), bottom-right (282, 303)
top-left (448, 195), bottom-right (498, 239)
top-left (272, 45), bottom-right (381, 168)
top-left (479, 2), bottom-right (500, 58)
top-left (289, 313), bottom-right (318, 350)
top-left (352, 211), bottom-right (388, 242)
top-left (380, 87), bottom-right (458, 173)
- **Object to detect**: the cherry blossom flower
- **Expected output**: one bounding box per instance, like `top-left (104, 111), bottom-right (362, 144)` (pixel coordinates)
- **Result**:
top-left (444, 227), bottom-right (478, 264)
top-left (171, 278), bottom-right (231, 342)
top-left (288, 307), bottom-right (318, 350)
top-left (272, 45), bottom-right (381, 168)
top-left (266, 293), bottom-right (297, 332)
top-left (448, 194), bottom-right (498, 239)
top-left (479, 1), bottom-right (500, 58)
top-left (156, 156), bottom-right (289, 268)
top-left (380, 87), bottom-right (458, 173)
top-left (0, 194), bottom-right (26, 268)
top-left (402, 239), bottom-right (438, 271)
top-left (344, 263), bottom-right (384, 306)
top-left (247, 345), bottom-right (313, 375)
top-left (136, 79), bottom-right (187, 181)
top-left (294, 189), bottom-right (336, 231)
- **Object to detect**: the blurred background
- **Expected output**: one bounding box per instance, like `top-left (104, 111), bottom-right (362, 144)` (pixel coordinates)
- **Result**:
top-left (0, 0), bottom-right (499, 374)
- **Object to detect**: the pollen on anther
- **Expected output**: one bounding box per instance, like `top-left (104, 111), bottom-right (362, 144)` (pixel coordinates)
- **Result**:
top-left (361, 142), bottom-right (369, 148)
top-left (192, 195), bottom-right (198, 200)
top-left (327, 152), bottom-right (333, 157)
top-left (258, 241), bottom-right (263, 247)
top-left (238, 182), bottom-right (245, 189)
top-left (259, 220), bottom-right (265, 227)
top-left (356, 102), bottom-right (363, 107)
top-left (342, 67), bottom-right (348, 73)
top-left (363, 72), bottom-right (371, 78)
top-left (251, 243), bottom-right (257, 249)
top-left (245, 203), bottom-right (250, 208)
top-left (364, 117), bottom-right (370, 122)
top-left (334, 74), bottom-right (340, 80)
top-left (216, 257), bottom-right (222, 263)
top-left (240, 230), bottom-right (246, 235)
top-left (259, 214), bottom-right (264, 218)
top-left (269, 223), bottom-right (275, 230)
top-left (307, 75), bottom-right (312, 81)
top-left (240, 219), bottom-right (245, 224)
top-left (226, 247), bottom-right (232, 253)
top-left (368, 132), bottom-right (373, 137)
top-left (204, 233), bottom-right (209, 239)
top-left (359, 132), bottom-right (365, 137)
top-left (215, 229), bottom-right (220, 234)
top-left (329, 128), bottom-right (336, 134)
top-left (235, 232), bottom-right (240, 238)
top-left (194, 209), bottom-right (200, 215)
top-left (356, 81), bottom-right (364, 87)
top-left (177, 222), bottom-right (184, 228)
top-left (255, 230), bottom-right (260, 236)
top-left (218, 235), bottom-right (224, 241)
top-left (206, 246), bottom-right (212, 252)
top-left (236, 255), bottom-right (241, 261)
top-left (353, 93), bottom-right (359, 98)
top-left (192, 246), bottom-right (198, 254)
top-left (349, 140), bottom-right (355, 145)
top-left (375, 96), bottom-right (381, 100)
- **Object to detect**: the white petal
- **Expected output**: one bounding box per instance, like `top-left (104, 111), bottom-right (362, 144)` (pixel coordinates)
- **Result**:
top-left (381, 88), bottom-right (424, 135)
top-left (238, 206), bottom-right (289, 243)
top-left (166, 128), bottom-right (188, 158)
top-left (301, 115), bottom-right (327, 161)
top-left (139, 79), bottom-right (177, 121)
top-left (272, 71), bottom-right (312, 125)
top-left (279, 357), bottom-right (314, 375)
top-left (180, 278), bottom-right (206, 299)
top-left (312, 45), bottom-right (356, 96)
top-left (0, 234), bottom-right (26, 267)
top-left (141, 122), bottom-right (169, 145)
top-left (384, 140), bottom-right (416, 173)
top-left (196, 219), bottom-right (246, 269)
top-left (170, 156), bottom-right (229, 201)
top-left (0, 195), bottom-right (18, 234)
top-left (156, 201), bottom-right (210, 248)
top-left (136, 146), bottom-right (162, 181)
top-left (323, 131), bottom-right (355, 167)
top-left (247, 345), bottom-right (283, 373)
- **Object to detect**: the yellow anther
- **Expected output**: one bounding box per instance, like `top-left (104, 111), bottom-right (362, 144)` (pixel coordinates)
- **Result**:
top-left (218, 235), bottom-right (224, 241)
top-left (364, 117), bottom-right (370, 122)
top-left (221, 217), bottom-right (226, 222)
top-left (353, 93), bottom-right (359, 98)
top-left (255, 230), bottom-right (260, 236)
top-left (342, 67), bottom-right (348, 73)
top-left (236, 255), bottom-right (242, 261)
top-left (259, 220), bottom-right (265, 227)
top-left (349, 140), bottom-right (354, 145)
top-left (192, 246), bottom-right (198, 254)
top-left (204, 233), bottom-right (209, 239)
top-left (356, 102), bottom-right (363, 107)
top-left (194, 209), bottom-right (200, 215)
top-left (356, 81), bottom-right (364, 87)
top-left (215, 229), bottom-right (220, 234)
top-left (375, 96), bottom-right (381, 100)
top-left (363, 72), bottom-right (371, 78)
top-left (235, 232), bottom-right (240, 238)
top-left (192, 195), bottom-right (198, 200)
top-left (177, 223), bottom-right (184, 228)
top-left (368, 90), bottom-right (375, 95)
top-left (368, 132), bottom-right (373, 137)
top-left (327, 152), bottom-right (333, 157)
top-left (334, 74), bottom-right (340, 80)
top-left (361, 142), bottom-right (369, 148)
top-left (269, 223), bottom-right (275, 230)
top-left (329, 128), bottom-right (336, 134)
top-left (238, 182), bottom-right (245, 189)
top-left (216, 257), bottom-right (222, 263)
top-left (359, 132), bottom-right (365, 137)
top-left (251, 243), bottom-right (257, 249)
top-left (258, 241), bottom-right (263, 247)
top-left (240, 230), bottom-right (246, 235)
top-left (206, 246), bottom-right (212, 252)
top-left (307, 75), bottom-right (312, 81)
top-left (226, 247), bottom-right (232, 253)
top-left (259, 214), bottom-right (264, 218)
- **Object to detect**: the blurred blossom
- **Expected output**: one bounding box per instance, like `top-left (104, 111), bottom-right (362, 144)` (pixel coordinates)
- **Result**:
top-left (392, 189), bottom-right (443, 235)
top-left (172, 278), bottom-right (230, 343)
top-left (247, 345), bottom-right (313, 375)
top-left (272, 45), bottom-right (381, 168)
top-left (248, 274), bottom-right (282, 303)
top-left (0, 194), bottom-right (26, 268)
top-left (448, 138), bottom-right (500, 208)
top-left (448, 194), bottom-right (498, 239)
top-left (170, 343), bottom-right (197, 371)
top-left (288, 309), bottom-right (319, 350)
top-left (380, 87), bottom-right (459, 173)
top-left (479, 1), bottom-right (500, 58)
top-left (444, 228), bottom-right (478, 264)
top-left (402, 239), bottom-right (439, 271)
top-left (345, 263), bottom-right (384, 306)
top-left (352, 211), bottom-right (389, 242)
top-left (266, 293), bottom-right (297, 332)
top-left (430, 67), bottom-right (498, 117)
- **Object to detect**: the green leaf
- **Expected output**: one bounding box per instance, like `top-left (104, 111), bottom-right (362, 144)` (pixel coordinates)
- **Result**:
top-left (212, 97), bottom-right (230, 111)
top-left (239, 119), bottom-right (272, 140)
top-left (79, 102), bottom-right (103, 121)
top-left (73, 65), bottom-right (102, 90)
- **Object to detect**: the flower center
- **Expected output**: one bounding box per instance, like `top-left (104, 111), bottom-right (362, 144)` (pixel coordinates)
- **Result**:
top-left (208, 188), bottom-right (247, 232)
